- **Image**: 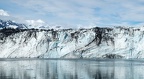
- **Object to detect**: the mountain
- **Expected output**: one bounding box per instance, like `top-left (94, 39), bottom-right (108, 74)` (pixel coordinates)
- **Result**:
top-left (0, 19), bottom-right (28, 29)
top-left (0, 26), bottom-right (144, 59)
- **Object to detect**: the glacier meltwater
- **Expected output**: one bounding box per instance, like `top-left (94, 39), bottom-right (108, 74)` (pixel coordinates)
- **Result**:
top-left (0, 26), bottom-right (144, 59)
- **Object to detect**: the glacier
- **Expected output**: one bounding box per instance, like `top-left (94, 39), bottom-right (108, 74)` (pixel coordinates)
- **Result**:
top-left (0, 26), bottom-right (144, 59)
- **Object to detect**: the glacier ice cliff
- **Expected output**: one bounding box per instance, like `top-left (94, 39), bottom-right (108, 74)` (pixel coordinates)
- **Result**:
top-left (0, 26), bottom-right (144, 59)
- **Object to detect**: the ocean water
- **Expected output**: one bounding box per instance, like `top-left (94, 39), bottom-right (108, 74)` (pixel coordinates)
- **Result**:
top-left (0, 59), bottom-right (144, 79)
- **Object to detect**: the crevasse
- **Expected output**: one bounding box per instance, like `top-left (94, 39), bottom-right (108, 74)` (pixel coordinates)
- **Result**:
top-left (0, 26), bottom-right (144, 59)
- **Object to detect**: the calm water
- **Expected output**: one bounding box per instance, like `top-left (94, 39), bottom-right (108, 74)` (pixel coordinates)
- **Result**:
top-left (0, 59), bottom-right (144, 79)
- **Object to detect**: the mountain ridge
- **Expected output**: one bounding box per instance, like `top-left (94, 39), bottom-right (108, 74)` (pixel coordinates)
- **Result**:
top-left (0, 19), bottom-right (28, 29)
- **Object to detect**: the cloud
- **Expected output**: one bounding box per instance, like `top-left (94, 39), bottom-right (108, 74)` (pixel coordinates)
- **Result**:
top-left (11, 0), bottom-right (100, 26)
top-left (5, 0), bottom-right (144, 27)
top-left (26, 19), bottom-right (45, 28)
top-left (0, 9), bottom-right (9, 16)
top-left (0, 9), bottom-right (46, 27)
top-left (0, 9), bottom-right (26, 24)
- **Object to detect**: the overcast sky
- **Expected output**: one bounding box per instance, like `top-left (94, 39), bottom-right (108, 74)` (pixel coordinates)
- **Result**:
top-left (0, 0), bottom-right (144, 28)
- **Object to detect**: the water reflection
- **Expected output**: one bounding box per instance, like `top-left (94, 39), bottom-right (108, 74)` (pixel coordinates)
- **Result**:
top-left (0, 59), bottom-right (144, 79)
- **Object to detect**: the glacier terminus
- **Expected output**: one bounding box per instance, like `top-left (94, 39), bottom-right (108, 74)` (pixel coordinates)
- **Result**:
top-left (0, 24), bottom-right (144, 59)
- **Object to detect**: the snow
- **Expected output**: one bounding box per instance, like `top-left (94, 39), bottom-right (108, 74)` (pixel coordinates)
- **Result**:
top-left (7, 25), bottom-right (18, 29)
top-left (26, 19), bottom-right (45, 28)
top-left (0, 27), bottom-right (144, 58)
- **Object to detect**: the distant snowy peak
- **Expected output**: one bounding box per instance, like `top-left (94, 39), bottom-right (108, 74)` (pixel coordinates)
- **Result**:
top-left (26, 19), bottom-right (46, 28)
top-left (0, 19), bottom-right (63, 29)
top-left (0, 19), bottom-right (28, 29)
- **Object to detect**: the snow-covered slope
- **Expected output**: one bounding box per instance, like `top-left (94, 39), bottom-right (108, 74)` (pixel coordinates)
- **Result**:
top-left (0, 19), bottom-right (27, 29)
top-left (0, 26), bottom-right (144, 59)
